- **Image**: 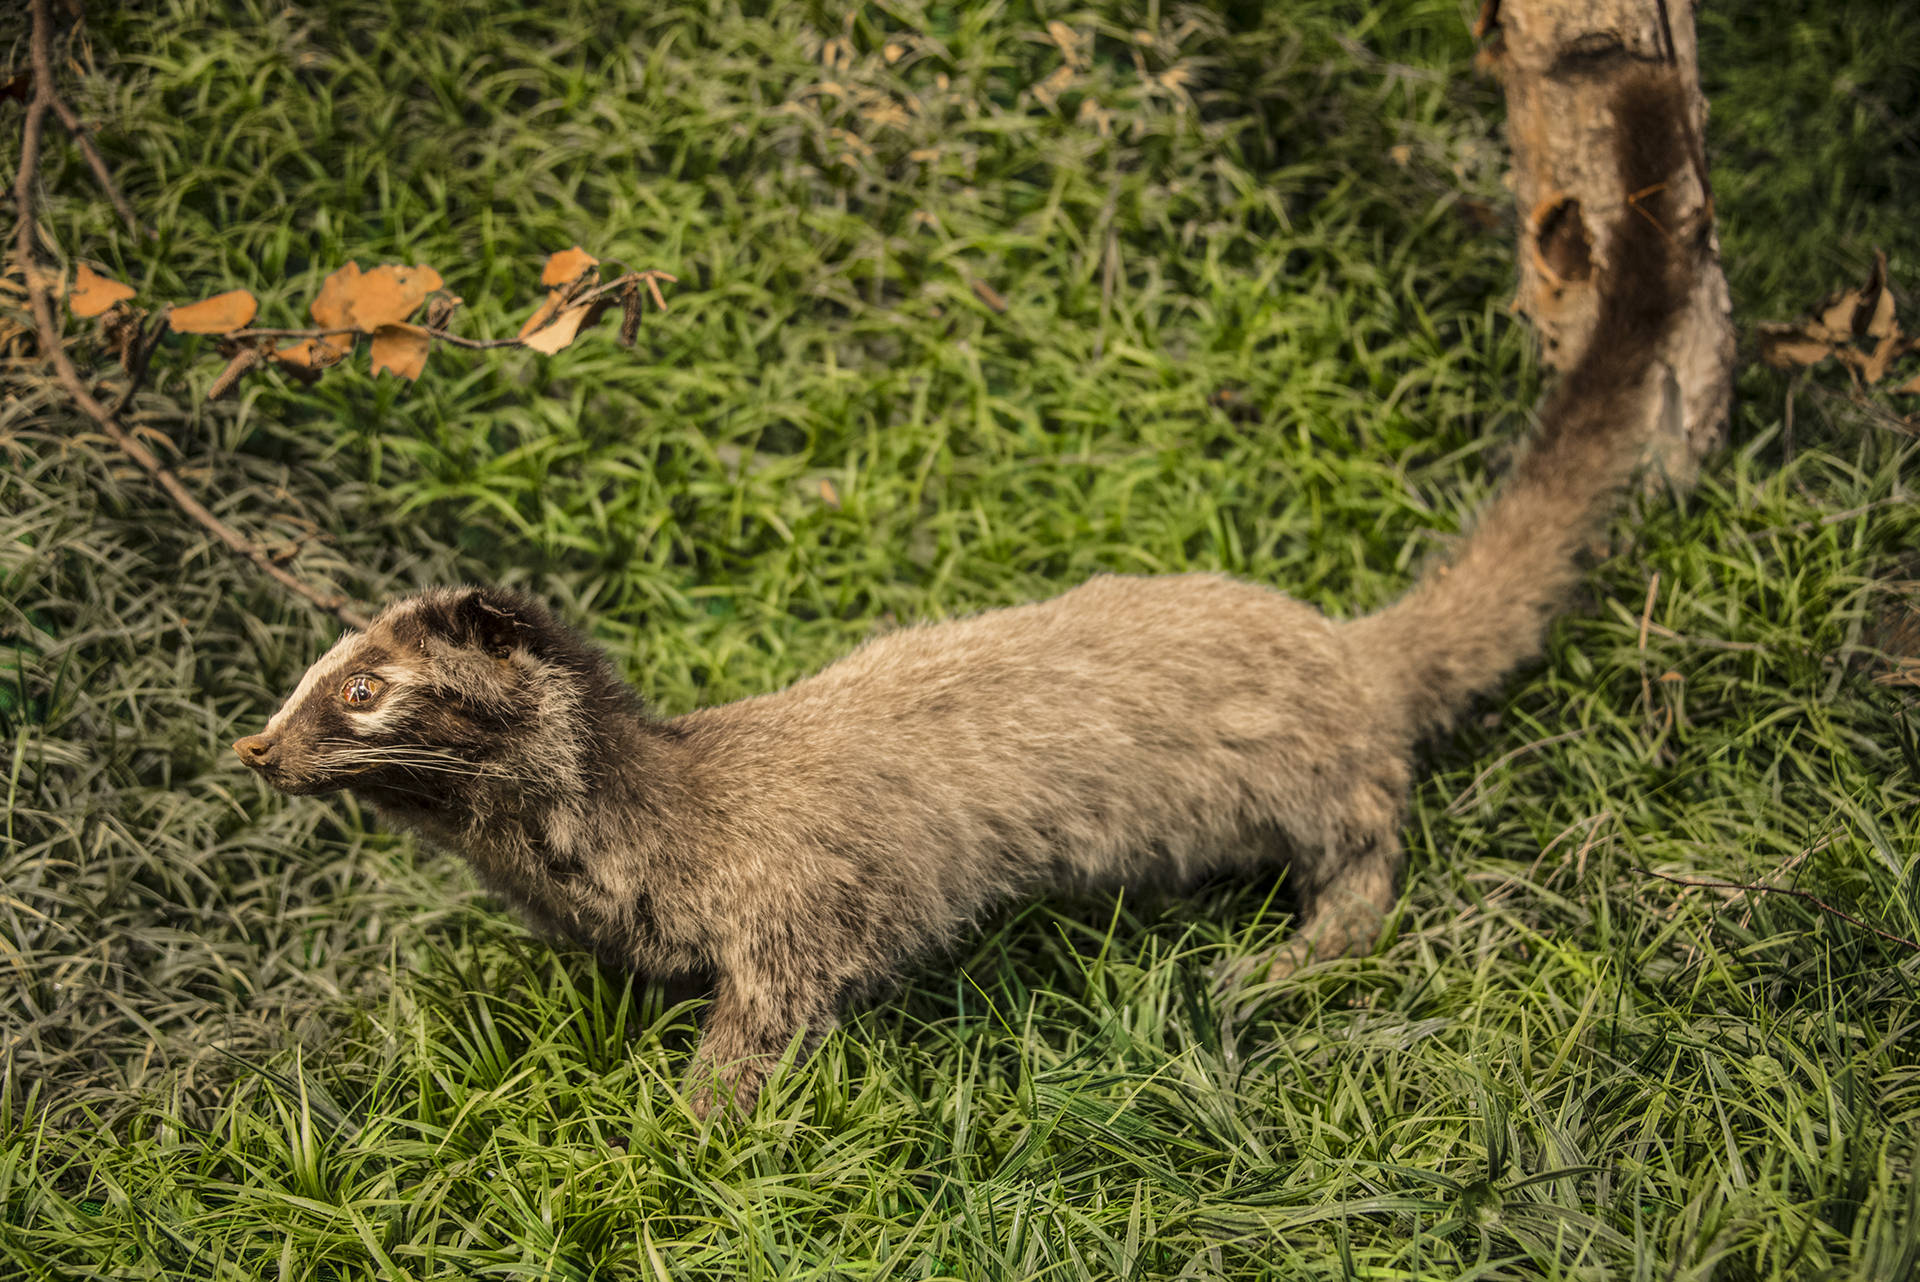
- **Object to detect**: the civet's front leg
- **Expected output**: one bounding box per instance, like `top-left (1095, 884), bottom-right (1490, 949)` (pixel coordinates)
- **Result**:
top-left (686, 940), bottom-right (839, 1119)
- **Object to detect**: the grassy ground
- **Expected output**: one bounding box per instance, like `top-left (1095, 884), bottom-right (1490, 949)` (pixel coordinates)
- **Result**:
top-left (3, 0), bottom-right (1918, 1277)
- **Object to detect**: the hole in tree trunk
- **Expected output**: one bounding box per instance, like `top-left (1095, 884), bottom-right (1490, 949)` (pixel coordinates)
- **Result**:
top-left (1534, 197), bottom-right (1592, 284)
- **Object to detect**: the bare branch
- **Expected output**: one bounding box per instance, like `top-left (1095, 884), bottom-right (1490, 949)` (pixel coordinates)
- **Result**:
top-left (47, 91), bottom-right (144, 238)
top-left (13, 0), bottom-right (369, 629)
top-left (13, 0), bottom-right (678, 625)
top-left (218, 270), bottom-right (677, 353)
top-left (1639, 867), bottom-right (1920, 953)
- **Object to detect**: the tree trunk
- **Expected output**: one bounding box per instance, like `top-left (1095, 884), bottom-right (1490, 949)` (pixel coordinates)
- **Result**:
top-left (1477, 0), bottom-right (1734, 483)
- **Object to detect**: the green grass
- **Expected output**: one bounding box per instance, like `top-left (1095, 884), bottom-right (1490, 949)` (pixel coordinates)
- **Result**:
top-left (3, 0), bottom-right (1918, 1277)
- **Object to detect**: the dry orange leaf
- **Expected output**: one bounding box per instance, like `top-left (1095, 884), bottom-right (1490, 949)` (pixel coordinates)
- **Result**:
top-left (1865, 281), bottom-right (1898, 341)
top-left (1894, 369), bottom-right (1920, 397)
top-left (310, 262), bottom-right (362, 331)
top-left (1813, 293), bottom-right (1858, 343)
top-left (1807, 250), bottom-right (1894, 344)
top-left (520, 302), bottom-right (592, 355)
top-left (272, 337), bottom-right (347, 370)
top-left (167, 289), bottom-right (258, 335)
top-left (516, 291), bottom-right (564, 341)
top-left (1757, 324), bottom-right (1833, 370)
top-left (71, 263), bottom-right (135, 318)
top-left (347, 264), bottom-right (444, 330)
top-left (541, 246), bottom-right (599, 288)
top-left (1860, 331), bottom-right (1908, 384)
top-left (370, 323), bottom-right (430, 380)
top-left (309, 261), bottom-right (442, 332)
top-left (1760, 249), bottom-right (1920, 388)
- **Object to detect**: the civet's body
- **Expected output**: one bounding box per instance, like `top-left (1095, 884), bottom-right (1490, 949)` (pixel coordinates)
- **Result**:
top-left (238, 73), bottom-right (1692, 1114)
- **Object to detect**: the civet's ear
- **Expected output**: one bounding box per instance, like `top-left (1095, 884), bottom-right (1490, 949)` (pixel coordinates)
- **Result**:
top-left (445, 587), bottom-right (539, 659)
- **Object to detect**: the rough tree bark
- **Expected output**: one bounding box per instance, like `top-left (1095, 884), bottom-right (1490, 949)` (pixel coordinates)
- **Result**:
top-left (1477, 0), bottom-right (1735, 483)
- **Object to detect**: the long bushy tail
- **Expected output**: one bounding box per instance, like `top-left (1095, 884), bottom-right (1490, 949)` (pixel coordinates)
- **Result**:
top-left (1350, 68), bottom-right (1696, 740)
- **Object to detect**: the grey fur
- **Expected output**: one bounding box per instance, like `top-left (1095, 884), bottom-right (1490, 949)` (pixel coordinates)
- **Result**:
top-left (236, 72), bottom-right (1696, 1115)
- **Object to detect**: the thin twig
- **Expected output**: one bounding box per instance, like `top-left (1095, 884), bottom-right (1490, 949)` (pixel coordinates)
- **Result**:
top-left (1446, 728), bottom-right (1590, 815)
top-left (212, 325), bottom-right (361, 342)
top-left (1675, 833), bottom-right (1840, 969)
top-left (1471, 809), bottom-right (1613, 914)
top-left (1782, 493), bottom-right (1911, 534)
top-left (414, 325), bottom-right (523, 351)
top-left (47, 91), bottom-right (144, 237)
top-left (1730, 839), bottom-right (1834, 935)
top-left (13, 0), bottom-right (369, 629)
top-left (1639, 867), bottom-right (1920, 953)
top-left (234, 323), bottom-right (521, 352)
top-left (1640, 621), bottom-right (1766, 654)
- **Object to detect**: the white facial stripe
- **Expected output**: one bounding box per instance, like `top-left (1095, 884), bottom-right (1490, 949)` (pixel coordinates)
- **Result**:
top-left (351, 689), bottom-right (411, 735)
top-left (264, 632), bottom-right (361, 736)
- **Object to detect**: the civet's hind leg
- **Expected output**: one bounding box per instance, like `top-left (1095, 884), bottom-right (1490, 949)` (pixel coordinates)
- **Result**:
top-left (1217, 775), bottom-right (1405, 991)
top-left (1260, 831), bottom-right (1401, 980)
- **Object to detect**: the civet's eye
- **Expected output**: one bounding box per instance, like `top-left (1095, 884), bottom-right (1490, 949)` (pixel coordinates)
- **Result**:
top-left (340, 675), bottom-right (384, 707)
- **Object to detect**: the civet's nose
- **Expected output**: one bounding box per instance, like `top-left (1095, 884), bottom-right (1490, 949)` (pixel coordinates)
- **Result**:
top-left (233, 735), bottom-right (278, 767)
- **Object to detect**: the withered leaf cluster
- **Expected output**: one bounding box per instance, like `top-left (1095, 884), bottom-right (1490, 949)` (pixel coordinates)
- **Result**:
top-left (518, 245), bottom-right (666, 354)
top-left (303, 261), bottom-right (446, 381)
top-left (67, 248), bottom-right (674, 402)
top-left (1757, 251), bottom-right (1920, 395)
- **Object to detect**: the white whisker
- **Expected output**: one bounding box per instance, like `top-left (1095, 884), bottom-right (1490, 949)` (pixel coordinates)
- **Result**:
top-left (310, 744), bottom-right (541, 785)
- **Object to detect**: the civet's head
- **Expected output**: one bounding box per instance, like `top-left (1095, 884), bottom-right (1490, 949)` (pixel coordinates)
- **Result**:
top-left (234, 586), bottom-right (605, 805)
